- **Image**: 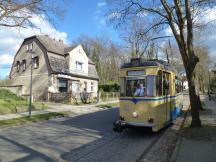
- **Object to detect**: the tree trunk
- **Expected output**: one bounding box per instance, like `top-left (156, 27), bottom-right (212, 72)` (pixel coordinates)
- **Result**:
top-left (187, 75), bottom-right (202, 127)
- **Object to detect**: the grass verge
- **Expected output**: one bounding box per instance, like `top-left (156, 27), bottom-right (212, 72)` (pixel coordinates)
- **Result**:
top-left (0, 88), bottom-right (48, 115)
top-left (0, 112), bottom-right (70, 128)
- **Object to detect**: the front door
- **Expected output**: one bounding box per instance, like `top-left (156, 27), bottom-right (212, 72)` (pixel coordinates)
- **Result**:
top-left (72, 81), bottom-right (79, 98)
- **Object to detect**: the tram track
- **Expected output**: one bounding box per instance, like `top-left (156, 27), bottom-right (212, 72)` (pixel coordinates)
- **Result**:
top-left (135, 127), bottom-right (167, 162)
top-left (61, 131), bottom-right (127, 162)
top-left (62, 128), bottom-right (162, 162)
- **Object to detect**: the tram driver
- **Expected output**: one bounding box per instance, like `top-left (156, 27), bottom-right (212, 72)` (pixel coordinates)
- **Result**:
top-left (134, 83), bottom-right (145, 97)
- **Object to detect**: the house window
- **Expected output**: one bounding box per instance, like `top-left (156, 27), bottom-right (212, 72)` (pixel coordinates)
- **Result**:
top-left (91, 82), bottom-right (94, 92)
top-left (58, 79), bottom-right (68, 92)
top-left (33, 56), bottom-right (39, 69)
top-left (27, 43), bottom-right (33, 51)
top-left (22, 60), bottom-right (26, 71)
top-left (16, 61), bottom-right (20, 72)
top-left (76, 61), bottom-right (83, 71)
top-left (84, 81), bottom-right (87, 91)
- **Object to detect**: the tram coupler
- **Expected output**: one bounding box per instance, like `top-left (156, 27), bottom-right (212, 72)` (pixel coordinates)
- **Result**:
top-left (113, 120), bottom-right (127, 132)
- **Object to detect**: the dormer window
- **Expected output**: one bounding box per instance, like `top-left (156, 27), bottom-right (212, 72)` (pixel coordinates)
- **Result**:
top-left (22, 60), bottom-right (26, 71)
top-left (16, 61), bottom-right (20, 72)
top-left (33, 56), bottom-right (39, 69)
top-left (76, 61), bottom-right (83, 71)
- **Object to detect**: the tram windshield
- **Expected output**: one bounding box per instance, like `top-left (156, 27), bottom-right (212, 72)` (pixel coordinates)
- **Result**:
top-left (120, 76), bottom-right (156, 97)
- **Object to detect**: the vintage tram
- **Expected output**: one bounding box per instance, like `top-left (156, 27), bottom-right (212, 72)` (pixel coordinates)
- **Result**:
top-left (113, 58), bottom-right (183, 132)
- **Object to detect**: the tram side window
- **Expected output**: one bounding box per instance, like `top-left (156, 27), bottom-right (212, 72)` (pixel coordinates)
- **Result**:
top-left (163, 72), bottom-right (170, 95)
top-left (175, 80), bottom-right (178, 93)
top-left (175, 79), bottom-right (183, 93)
top-left (120, 77), bottom-right (126, 97)
top-left (146, 76), bottom-right (156, 97)
top-left (157, 71), bottom-right (163, 96)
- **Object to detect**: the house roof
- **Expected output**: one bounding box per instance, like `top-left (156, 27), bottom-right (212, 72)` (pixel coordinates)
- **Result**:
top-left (49, 56), bottom-right (69, 73)
top-left (26, 35), bottom-right (99, 80)
top-left (36, 35), bottom-right (68, 55)
top-left (88, 64), bottom-right (99, 79)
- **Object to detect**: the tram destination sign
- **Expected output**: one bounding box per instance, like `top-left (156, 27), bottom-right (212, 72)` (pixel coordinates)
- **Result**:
top-left (127, 70), bottom-right (145, 76)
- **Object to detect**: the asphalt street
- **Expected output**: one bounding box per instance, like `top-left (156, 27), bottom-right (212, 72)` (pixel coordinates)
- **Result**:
top-left (0, 107), bottom-right (159, 162)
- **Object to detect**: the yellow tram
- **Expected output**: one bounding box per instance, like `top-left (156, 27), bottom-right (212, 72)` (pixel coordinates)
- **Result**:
top-left (113, 58), bottom-right (183, 132)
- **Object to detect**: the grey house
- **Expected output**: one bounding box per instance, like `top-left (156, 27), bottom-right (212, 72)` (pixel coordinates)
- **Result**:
top-left (9, 35), bottom-right (99, 100)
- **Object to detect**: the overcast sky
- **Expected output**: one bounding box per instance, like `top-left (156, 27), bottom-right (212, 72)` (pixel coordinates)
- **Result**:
top-left (0, 1), bottom-right (216, 79)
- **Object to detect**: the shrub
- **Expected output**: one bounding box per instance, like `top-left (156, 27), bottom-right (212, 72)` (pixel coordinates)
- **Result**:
top-left (99, 83), bottom-right (120, 92)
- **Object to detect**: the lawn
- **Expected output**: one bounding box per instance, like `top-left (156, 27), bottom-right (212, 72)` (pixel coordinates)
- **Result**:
top-left (0, 88), bottom-right (48, 115)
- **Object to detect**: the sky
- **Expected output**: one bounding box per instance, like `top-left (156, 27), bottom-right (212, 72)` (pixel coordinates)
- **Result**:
top-left (1, 1), bottom-right (216, 79)
top-left (0, 0), bottom-right (120, 79)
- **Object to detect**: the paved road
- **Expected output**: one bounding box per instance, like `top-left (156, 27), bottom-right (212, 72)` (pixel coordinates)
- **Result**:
top-left (0, 95), bottom-right (190, 162)
top-left (0, 107), bottom-right (159, 162)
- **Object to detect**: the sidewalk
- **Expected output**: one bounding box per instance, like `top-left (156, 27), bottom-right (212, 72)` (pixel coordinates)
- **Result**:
top-left (0, 100), bottom-right (119, 121)
top-left (171, 96), bottom-right (216, 162)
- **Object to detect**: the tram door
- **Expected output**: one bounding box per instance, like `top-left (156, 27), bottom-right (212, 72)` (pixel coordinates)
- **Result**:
top-left (163, 72), bottom-right (171, 122)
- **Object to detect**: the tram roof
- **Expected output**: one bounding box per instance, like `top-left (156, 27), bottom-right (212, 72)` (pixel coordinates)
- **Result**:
top-left (121, 58), bottom-right (170, 69)
top-left (121, 58), bottom-right (182, 79)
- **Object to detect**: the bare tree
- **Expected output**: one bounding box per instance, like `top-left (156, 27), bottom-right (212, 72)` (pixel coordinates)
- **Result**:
top-left (194, 46), bottom-right (211, 93)
top-left (161, 41), bottom-right (184, 73)
top-left (120, 17), bottom-right (152, 58)
top-left (0, 0), bottom-right (67, 28)
top-left (71, 35), bottom-right (125, 84)
top-left (108, 0), bottom-right (216, 127)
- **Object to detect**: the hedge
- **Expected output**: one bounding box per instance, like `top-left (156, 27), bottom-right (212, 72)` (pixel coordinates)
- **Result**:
top-left (99, 83), bottom-right (120, 92)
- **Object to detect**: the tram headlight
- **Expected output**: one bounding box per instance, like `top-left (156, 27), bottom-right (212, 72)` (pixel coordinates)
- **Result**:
top-left (132, 112), bottom-right (138, 118)
top-left (120, 116), bottom-right (125, 121)
top-left (148, 118), bottom-right (154, 123)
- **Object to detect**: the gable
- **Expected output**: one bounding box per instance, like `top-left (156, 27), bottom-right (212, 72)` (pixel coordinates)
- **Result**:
top-left (9, 38), bottom-right (50, 78)
top-left (68, 45), bottom-right (89, 74)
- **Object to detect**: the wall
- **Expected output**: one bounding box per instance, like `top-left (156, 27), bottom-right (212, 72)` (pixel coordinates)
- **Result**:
top-left (51, 74), bottom-right (98, 99)
top-left (68, 45), bottom-right (88, 75)
top-left (0, 86), bottom-right (23, 96)
top-left (9, 39), bottom-right (50, 100)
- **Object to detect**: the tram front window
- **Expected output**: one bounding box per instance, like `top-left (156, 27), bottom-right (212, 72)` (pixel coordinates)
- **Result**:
top-left (125, 79), bottom-right (146, 97)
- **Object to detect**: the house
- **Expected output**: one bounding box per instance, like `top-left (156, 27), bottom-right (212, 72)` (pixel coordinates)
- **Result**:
top-left (9, 35), bottom-right (99, 100)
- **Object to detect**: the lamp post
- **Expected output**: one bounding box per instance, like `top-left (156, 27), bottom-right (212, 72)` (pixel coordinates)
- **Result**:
top-left (28, 44), bottom-right (34, 118)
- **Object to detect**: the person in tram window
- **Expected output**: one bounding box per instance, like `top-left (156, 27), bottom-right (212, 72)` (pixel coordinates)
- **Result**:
top-left (134, 83), bottom-right (145, 97)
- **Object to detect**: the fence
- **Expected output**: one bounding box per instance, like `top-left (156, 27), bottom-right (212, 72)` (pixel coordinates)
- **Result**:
top-left (48, 92), bottom-right (98, 104)
top-left (100, 92), bottom-right (120, 101)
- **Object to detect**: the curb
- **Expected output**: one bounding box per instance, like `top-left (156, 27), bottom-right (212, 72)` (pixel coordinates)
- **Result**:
top-left (169, 108), bottom-right (189, 162)
top-left (169, 137), bottom-right (182, 162)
